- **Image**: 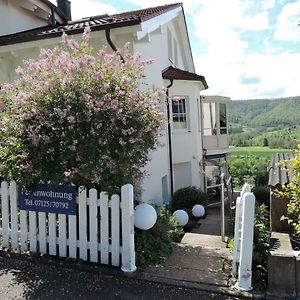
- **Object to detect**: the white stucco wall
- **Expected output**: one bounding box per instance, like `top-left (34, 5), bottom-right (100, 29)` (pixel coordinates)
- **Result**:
top-left (134, 27), bottom-right (169, 205)
top-left (169, 81), bottom-right (205, 191)
top-left (174, 162), bottom-right (192, 190)
top-left (132, 17), bottom-right (199, 204)
top-left (0, 0), bottom-right (49, 36)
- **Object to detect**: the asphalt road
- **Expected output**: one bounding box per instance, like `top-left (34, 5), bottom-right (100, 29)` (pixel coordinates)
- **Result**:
top-left (0, 256), bottom-right (241, 300)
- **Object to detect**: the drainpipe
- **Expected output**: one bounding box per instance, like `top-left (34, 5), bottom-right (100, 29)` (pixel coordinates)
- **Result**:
top-left (199, 95), bottom-right (207, 191)
top-left (105, 29), bottom-right (125, 63)
top-left (166, 80), bottom-right (174, 203)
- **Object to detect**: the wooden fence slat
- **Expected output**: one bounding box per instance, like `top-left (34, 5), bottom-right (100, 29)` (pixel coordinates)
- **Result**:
top-left (20, 210), bottom-right (28, 250)
top-left (68, 214), bottom-right (77, 259)
top-left (79, 187), bottom-right (87, 260)
top-left (121, 184), bottom-right (136, 272)
top-left (111, 194), bottom-right (120, 266)
top-left (29, 211), bottom-right (37, 252)
top-left (100, 192), bottom-right (109, 264)
top-left (38, 212), bottom-right (47, 253)
top-left (0, 180), bottom-right (131, 269)
top-left (9, 181), bottom-right (19, 249)
top-left (236, 192), bottom-right (255, 291)
top-left (48, 213), bottom-right (56, 255)
top-left (89, 188), bottom-right (98, 262)
top-left (58, 214), bottom-right (67, 257)
top-left (1, 181), bottom-right (10, 248)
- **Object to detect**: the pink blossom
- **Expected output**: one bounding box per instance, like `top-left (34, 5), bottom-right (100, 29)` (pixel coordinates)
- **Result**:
top-left (100, 83), bottom-right (110, 93)
top-left (64, 171), bottom-right (72, 178)
top-left (67, 116), bottom-right (75, 124)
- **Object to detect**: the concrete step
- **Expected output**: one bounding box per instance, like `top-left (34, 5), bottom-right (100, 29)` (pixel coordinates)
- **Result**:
top-left (181, 233), bottom-right (229, 252)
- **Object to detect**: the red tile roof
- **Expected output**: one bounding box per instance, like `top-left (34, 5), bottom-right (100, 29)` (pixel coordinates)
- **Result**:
top-left (0, 3), bottom-right (182, 46)
top-left (162, 66), bottom-right (208, 89)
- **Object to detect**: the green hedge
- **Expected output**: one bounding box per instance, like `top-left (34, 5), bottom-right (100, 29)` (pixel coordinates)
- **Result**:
top-left (135, 207), bottom-right (184, 266)
top-left (170, 186), bottom-right (209, 212)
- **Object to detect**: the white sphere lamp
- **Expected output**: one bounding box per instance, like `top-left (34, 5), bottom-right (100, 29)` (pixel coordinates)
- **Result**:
top-left (192, 204), bottom-right (205, 218)
top-left (173, 210), bottom-right (189, 226)
top-left (134, 203), bottom-right (157, 230)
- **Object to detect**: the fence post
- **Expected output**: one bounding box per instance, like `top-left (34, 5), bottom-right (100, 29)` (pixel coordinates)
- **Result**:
top-left (121, 184), bottom-right (137, 273)
top-left (235, 192), bottom-right (255, 291)
top-left (221, 180), bottom-right (225, 242)
top-left (1, 181), bottom-right (9, 248)
top-left (232, 195), bottom-right (242, 276)
top-left (232, 183), bottom-right (252, 273)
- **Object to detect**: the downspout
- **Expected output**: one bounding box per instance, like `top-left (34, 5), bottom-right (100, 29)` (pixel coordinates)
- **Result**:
top-left (105, 29), bottom-right (125, 63)
top-left (166, 80), bottom-right (174, 203)
top-left (199, 95), bottom-right (207, 191)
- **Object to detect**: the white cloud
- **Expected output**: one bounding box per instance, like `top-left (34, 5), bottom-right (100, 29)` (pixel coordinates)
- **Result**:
top-left (49, 0), bottom-right (118, 19)
top-left (124, 0), bottom-right (201, 14)
top-left (196, 51), bottom-right (300, 99)
top-left (191, 0), bottom-right (300, 99)
top-left (48, 0), bottom-right (299, 100)
top-left (274, 0), bottom-right (300, 42)
top-left (262, 0), bottom-right (276, 10)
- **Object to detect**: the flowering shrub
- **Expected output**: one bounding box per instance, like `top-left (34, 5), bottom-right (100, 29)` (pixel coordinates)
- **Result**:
top-left (277, 144), bottom-right (300, 234)
top-left (0, 27), bottom-right (163, 192)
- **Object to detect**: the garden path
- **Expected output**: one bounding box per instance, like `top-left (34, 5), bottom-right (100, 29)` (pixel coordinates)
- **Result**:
top-left (141, 206), bottom-right (244, 298)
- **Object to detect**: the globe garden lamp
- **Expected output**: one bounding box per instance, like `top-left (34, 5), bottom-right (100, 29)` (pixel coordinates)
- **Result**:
top-left (192, 204), bottom-right (205, 218)
top-left (134, 203), bottom-right (157, 230)
top-left (173, 209), bottom-right (189, 226)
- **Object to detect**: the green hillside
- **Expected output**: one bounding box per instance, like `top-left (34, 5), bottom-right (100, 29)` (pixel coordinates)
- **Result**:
top-left (229, 96), bottom-right (300, 128)
top-left (228, 96), bottom-right (300, 149)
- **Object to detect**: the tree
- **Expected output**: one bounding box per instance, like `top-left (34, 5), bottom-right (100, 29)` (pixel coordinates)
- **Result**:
top-left (278, 144), bottom-right (300, 233)
top-left (0, 27), bottom-right (163, 193)
top-left (262, 138), bottom-right (269, 147)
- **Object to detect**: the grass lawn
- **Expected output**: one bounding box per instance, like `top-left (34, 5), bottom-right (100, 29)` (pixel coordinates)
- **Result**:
top-left (230, 146), bottom-right (292, 158)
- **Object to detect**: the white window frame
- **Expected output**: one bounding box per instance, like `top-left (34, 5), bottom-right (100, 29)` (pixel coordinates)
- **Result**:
top-left (171, 96), bottom-right (189, 131)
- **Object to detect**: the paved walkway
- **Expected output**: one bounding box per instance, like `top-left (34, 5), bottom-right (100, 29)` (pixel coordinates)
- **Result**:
top-left (141, 206), bottom-right (251, 298)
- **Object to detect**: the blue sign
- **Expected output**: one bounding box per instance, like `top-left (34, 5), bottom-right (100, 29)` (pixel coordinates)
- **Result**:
top-left (19, 184), bottom-right (77, 215)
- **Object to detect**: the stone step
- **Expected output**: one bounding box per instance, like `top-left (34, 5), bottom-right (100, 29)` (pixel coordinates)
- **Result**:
top-left (181, 233), bottom-right (229, 252)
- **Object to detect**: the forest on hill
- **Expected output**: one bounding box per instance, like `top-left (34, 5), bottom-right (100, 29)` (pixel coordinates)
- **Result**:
top-left (228, 96), bottom-right (300, 148)
top-left (229, 96), bottom-right (300, 128)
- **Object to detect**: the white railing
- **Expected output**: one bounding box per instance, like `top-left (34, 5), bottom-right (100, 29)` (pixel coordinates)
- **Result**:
top-left (206, 174), bottom-right (233, 242)
top-left (0, 181), bottom-right (136, 272)
top-left (232, 183), bottom-right (255, 291)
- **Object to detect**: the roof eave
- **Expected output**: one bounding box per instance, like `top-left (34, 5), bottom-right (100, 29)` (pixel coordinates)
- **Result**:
top-left (0, 19), bottom-right (141, 47)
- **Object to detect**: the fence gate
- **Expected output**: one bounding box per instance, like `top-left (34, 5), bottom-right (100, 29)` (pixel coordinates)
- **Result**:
top-left (0, 181), bottom-right (136, 272)
top-left (232, 183), bottom-right (255, 291)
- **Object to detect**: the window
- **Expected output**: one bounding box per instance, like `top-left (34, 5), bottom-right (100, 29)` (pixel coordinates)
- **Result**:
top-left (219, 103), bottom-right (227, 134)
top-left (172, 97), bottom-right (187, 129)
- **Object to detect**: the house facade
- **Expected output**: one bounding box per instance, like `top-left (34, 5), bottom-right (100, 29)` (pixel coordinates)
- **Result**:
top-left (0, 0), bottom-right (230, 205)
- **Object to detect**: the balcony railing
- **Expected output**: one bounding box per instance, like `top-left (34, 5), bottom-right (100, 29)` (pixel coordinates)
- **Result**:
top-left (203, 128), bottom-right (229, 155)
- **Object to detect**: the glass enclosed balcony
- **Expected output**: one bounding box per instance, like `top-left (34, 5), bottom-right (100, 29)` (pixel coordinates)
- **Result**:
top-left (201, 95), bottom-right (230, 156)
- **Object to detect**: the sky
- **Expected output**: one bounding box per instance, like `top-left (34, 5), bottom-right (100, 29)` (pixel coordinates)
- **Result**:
top-left (50, 0), bottom-right (300, 100)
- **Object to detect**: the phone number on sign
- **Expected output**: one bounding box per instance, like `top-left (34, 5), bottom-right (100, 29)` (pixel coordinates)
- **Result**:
top-left (24, 199), bottom-right (69, 209)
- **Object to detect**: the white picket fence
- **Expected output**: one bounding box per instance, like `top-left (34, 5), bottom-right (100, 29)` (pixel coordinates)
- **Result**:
top-left (0, 181), bottom-right (136, 272)
top-left (232, 183), bottom-right (255, 291)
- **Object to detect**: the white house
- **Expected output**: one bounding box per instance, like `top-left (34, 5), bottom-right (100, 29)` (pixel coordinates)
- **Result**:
top-left (0, 1), bottom-right (230, 205)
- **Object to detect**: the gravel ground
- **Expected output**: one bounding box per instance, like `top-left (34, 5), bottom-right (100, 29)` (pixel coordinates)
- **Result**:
top-left (0, 256), bottom-right (242, 300)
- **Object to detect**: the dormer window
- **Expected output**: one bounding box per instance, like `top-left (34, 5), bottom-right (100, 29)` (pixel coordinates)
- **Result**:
top-left (172, 97), bottom-right (187, 129)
